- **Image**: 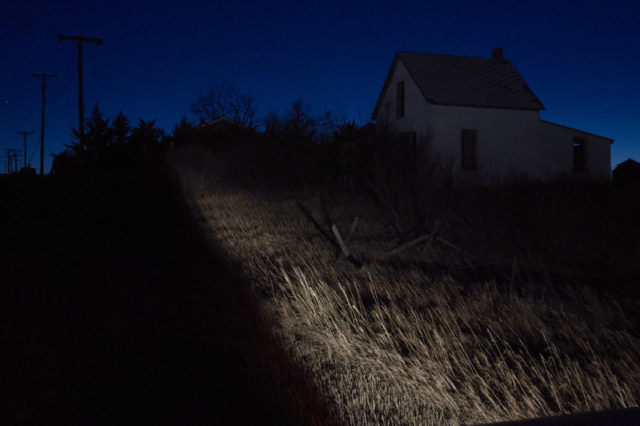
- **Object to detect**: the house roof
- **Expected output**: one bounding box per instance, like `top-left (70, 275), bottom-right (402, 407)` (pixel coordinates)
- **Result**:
top-left (615, 158), bottom-right (640, 169)
top-left (197, 115), bottom-right (241, 129)
top-left (372, 50), bottom-right (545, 119)
top-left (539, 119), bottom-right (614, 143)
top-left (199, 116), bottom-right (238, 126)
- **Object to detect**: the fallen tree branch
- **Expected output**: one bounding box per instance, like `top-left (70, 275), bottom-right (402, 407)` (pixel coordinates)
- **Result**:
top-left (421, 219), bottom-right (441, 251)
top-left (332, 224), bottom-right (351, 258)
top-left (385, 233), bottom-right (432, 258)
top-left (297, 199), bottom-right (363, 268)
top-left (385, 220), bottom-right (441, 258)
top-left (435, 236), bottom-right (472, 257)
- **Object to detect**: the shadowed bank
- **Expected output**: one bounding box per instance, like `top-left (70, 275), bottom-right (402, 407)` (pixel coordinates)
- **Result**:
top-left (0, 169), bottom-right (338, 425)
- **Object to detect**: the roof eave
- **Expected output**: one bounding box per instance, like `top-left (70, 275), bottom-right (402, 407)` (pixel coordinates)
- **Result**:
top-left (539, 119), bottom-right (614, 143)
top-left (372, 53), bottom-right (403, 121)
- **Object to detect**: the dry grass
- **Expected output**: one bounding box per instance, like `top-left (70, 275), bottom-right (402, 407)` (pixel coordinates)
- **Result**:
top-left (170, 147), bottom-right (640, 425)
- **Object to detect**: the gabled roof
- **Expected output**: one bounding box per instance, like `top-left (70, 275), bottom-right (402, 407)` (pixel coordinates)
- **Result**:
top-left (372, 50), bottom-right (545, 120)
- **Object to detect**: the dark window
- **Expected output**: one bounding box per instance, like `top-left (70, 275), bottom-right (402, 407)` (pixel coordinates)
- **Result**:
top-left (461, 129), bottom-right (477, 170)
top-left (396, 81), bottom-right (405, 119)
top-left (573, 137), bottom-right (587, 173)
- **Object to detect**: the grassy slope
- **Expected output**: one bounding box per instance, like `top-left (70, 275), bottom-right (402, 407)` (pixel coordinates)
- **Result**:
top-left (0, 169), bottom-right (337, 425)
top-left (170, 147), bottom-right (640, 425)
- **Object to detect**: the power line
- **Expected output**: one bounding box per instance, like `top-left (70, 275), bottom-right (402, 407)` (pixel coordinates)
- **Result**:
top-left (32, 73), bottom-right (58, 175)
top-left (16, 130), bottom-right (35, 169)
top-left (58, 35), bottom-right (103, 137)
top-left (28, 139), bottom-right (39, 167)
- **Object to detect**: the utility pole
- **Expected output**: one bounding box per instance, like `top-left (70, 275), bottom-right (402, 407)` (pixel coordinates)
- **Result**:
top-left (13, 150), bottom-right (19, 172)
top-left (32, 73), bottom-right (57, 175)
top-left (58, 35), bottom-right (103, 137)
top-left (16, 131), bottom-right (35, 169)
top-left (6, 149), bottom-right (21, 174)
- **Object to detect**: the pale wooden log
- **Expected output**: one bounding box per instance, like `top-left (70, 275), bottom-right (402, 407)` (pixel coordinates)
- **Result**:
top-left (385, 233), bottom-right (432, 258)
top-left (385, 220), bottom-right (441, 258)
top-left (297, 200), bottom-right (363, 268)
top-left (331, 224), bottom-right (351, 258)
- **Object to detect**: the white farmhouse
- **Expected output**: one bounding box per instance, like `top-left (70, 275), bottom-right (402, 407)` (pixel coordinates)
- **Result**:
top-left (372, 48), bottom-right (613, 183)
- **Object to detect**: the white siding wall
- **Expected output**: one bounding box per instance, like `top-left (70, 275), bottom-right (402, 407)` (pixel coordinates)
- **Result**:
top-left (376, 60), bottom-right (433, 148)
top-left (375, 60), bottom-right (612, 183)
top-left (429, 104), bottom-right (541, 183)
top-left (538, 121), bottom-right (612, 180)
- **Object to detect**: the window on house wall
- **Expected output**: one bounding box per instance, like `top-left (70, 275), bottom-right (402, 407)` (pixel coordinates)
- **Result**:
top-left (396, 81), bottom-right (405, 119)
top-left (573, 137), bottom-right (587, 173)
top-left (461, 129), bottom-right (477, 170)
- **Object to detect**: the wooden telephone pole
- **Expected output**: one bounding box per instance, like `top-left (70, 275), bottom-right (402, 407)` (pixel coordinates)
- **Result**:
top-left (16, 130), bottom-right (35, 168)
top-left (32, 73), bottom-right (57, 175)
top-left (58, 35), bottom-right (103, 137)
top-left (6, 149), bottom-right (20, 174)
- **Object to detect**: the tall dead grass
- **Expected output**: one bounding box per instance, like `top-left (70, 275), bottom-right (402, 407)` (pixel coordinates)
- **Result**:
top-left (169, 147), bottom-right (639, 425)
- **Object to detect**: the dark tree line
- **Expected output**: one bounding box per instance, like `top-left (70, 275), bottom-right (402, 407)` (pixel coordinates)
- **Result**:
top-left (52, 105), bottom-right (165, 174)
top-left (175, 93), bottom-right (430, 191)
top-left (51, 84), bottom-right (435, 196)
top-left (190, 83), bottom-right (257, 128)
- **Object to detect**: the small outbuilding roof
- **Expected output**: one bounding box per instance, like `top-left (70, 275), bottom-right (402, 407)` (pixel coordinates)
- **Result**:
top-left (613, 158), bottom-right (640, 186)
top-left (617, 158), bottom-right (640, 167)
top-left (614, 158), bottom-right (640, 173)
top-left (373, 49), bottom-right (545, 119)
top-left (198, 116), bottom-right (240, 128)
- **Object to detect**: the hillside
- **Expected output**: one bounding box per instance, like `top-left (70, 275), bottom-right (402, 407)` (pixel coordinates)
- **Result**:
top-left (170, 146), bottom-right (640, 425)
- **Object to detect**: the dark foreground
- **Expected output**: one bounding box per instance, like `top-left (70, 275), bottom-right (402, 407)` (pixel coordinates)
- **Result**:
top-left (0, 169), bottom-right (336, 425)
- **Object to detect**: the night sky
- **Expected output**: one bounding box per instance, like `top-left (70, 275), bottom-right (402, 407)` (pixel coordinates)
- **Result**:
top-left (1, 0), bottom-right (638, 174)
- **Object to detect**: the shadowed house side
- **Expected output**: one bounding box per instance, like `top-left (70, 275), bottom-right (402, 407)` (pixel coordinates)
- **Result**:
top-left (372, 48), bottom-right (613, 184)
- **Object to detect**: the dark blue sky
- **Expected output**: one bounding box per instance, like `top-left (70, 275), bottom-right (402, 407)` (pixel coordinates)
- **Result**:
top-left (1, 0), bottom-right (638, 173)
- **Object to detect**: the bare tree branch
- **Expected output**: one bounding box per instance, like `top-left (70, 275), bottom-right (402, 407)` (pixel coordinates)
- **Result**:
top-left (191, 83), bottom-right (256, 128)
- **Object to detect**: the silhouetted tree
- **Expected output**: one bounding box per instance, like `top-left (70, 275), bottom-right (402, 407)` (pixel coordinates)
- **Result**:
top-left (263, 111), bottom-right (282, 136)
top-left (316, 110), bottom-right (343, 144)
top-left (107, 110), bottom-right (131, 166)
top-left (255, 100), bottom-right (330, 185)
top-left (112, 110), bottom-right (131, 146)
top-left (130, 118), bottom-right (165, 161)
top-left (171, 117), bottom-right (196, 147)
top-left (281, 99), bottom-right (316, 143)
top-left (68, 104), bottom-right (112, 167)
top-left (332, 121), bottom-right (360, 145)
top-left (191, 83), bottom-right (256, 128)
top-left (50, 149), bottom-right (78, 175)
top-left (57, 108), bottom-right (170, 173)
